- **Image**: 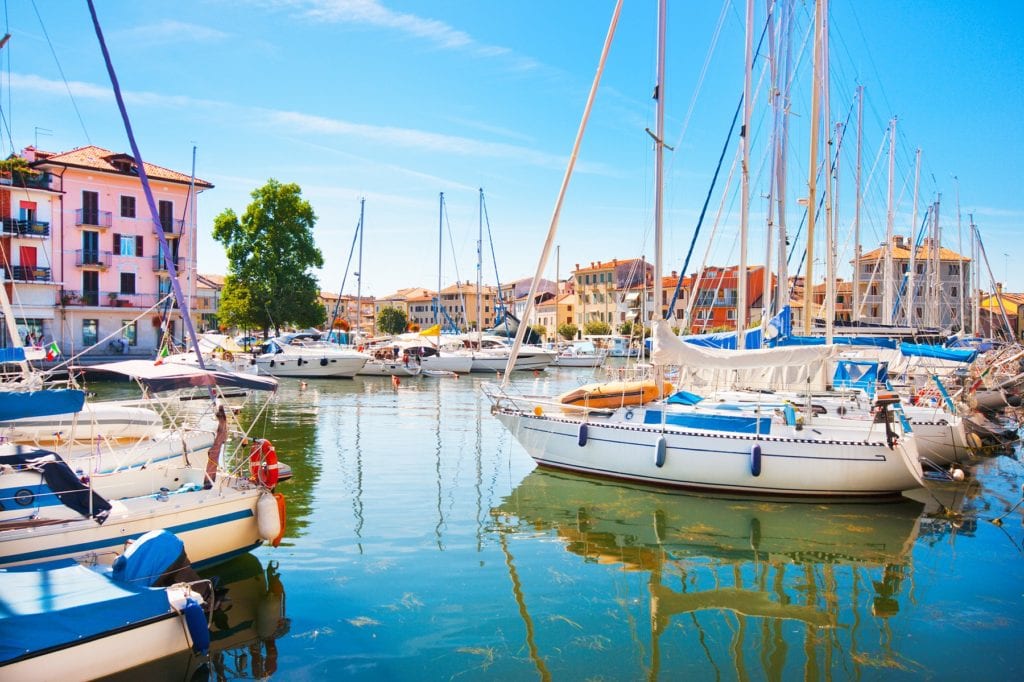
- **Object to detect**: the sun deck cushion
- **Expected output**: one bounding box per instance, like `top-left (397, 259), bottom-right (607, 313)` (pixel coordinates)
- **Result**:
top-left (0, 559), bottom-right (173, 665)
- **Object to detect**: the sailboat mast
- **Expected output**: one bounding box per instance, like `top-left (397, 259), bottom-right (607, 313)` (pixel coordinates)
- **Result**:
top-left (775, 0), bottom-right (793, 316)
top-left (908, 149), bottom-right (921, 326)
top-left (653, 0), bottom-right (667, 333)
top-left (955, 176), bottom-right (965, 331)
top-left (477, 188), bottom-right (484, 340)
top-left (437, 192), bottom-right (443, 330)
top-left (883, 117), bottom-right (896, 325)
top-left (822, 0), bottom-right (833, 345)
top-left (356, 197), bottom-right (364, 338)
top-left (931, 193), bottom-right (941, 328)
top-left (737, 0), bottom-right (753, 348)
top-left (852, 85), bottom-right (863, 323)
top-left (970, 215), bottom-right (980, 334)
top-left (803, 0), bottom-right (823, 334)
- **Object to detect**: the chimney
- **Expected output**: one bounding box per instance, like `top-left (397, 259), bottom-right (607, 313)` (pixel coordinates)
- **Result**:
top-left (575, 263), bottom-right (580, 271)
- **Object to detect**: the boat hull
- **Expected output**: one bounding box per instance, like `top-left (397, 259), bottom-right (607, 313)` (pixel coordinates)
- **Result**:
top-left (470, 350), bottom-right (554, 373)
top-left (493, 408), bottom-right (923, 498)
top-left (254, 355), bottom-right (366, 378)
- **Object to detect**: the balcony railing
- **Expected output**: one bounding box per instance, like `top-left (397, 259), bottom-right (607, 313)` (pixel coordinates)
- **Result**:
top-left (8, 266), bottom-right (52, 282)
top-left (75, 249), bottom-right (113, 268)
top-left (0, 170), bottom-right (51, 190)
top-left (61, 291), bottom-right (164, 308)
top-left (75, 208), bottom-right (113, 228)
top-left (160, 218), bottom-right (185, 236)
top-left (152, 255), bottom-right (181, 272)
top-left (1, 218), bottom-right (50, 237)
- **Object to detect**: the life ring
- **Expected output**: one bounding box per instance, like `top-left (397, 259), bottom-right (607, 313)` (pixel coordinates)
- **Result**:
top-left (249, 439), bottom-right (280, 488)
top-left (223, 350), bottom-right (234, 361)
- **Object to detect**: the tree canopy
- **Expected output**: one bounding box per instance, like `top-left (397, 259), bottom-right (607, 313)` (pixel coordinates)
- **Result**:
top-left (584, 320), bottom-right (612, 336)
top-left (377, 307), bottom-right (409, 335)
top-left (213, 179), bottom-right (326, 335)
top-left (558, 323), bottom-right (579, 340)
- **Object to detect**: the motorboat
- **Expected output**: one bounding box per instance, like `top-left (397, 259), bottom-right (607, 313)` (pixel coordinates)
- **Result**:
top-left (551, 341), bottom-right (607, 368)
top-left (253, 334), bottom-right (369, 378)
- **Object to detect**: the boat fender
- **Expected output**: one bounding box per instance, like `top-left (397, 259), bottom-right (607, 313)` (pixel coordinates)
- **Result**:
top-left (750, 444), bottom-right (762, 477)
top-left (183, 597), bottom-right (210, 655)
top-left (257, 491), bottom-right (283, 543)
top-left (655, 436), bottom-right (667, 468)
top-left (967, 432), bottom-right (983, 450)
top-left (624, 409), bottom-right (634, 421)
top-left (272, 493), bottom-right (287, 547)
top-left (249, 439), bottom-right (280, 488)
top-left (578, 423), bottom-right (588, 447)
top-left (320, 358), bottom-right (329, 366)
top-left (533, 405), bottom-right (543, 416)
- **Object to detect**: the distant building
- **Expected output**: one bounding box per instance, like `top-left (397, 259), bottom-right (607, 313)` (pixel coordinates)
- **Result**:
top-left (535, 293), bottom-right (577, 341)
top-left (978, 284), bottom-right (1024, 340)
top-left (321, 291), bottom-right (375, 334)
top-left (680, 265), bottom-right (772, 333)
top-left (195, 273), bottom-right (224, 331)
top-left (439, 281), bottom-right (496, 332)
top-left (572, 258), bottom-right (653, 329)
top-left (375, 287), bottom-right (436, 331)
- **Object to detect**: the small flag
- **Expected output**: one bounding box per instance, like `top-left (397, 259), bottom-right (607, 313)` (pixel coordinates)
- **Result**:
top-left (154, 344), bottom-right (169, 366)
top-left (45, 341), bottom-right (60, 361)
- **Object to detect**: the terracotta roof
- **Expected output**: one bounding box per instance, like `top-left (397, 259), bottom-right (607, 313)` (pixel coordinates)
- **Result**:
top-left (379, 287), bottom-right (435, 301)
top-left (196, 273), bottom-right (224, 289)
top-left (859, 242), bottom-right (969, 263)
top-left (440, 281), bottom-right (496, 295)
top-left (572, 258), bottom-right (646, 274)
top-left (980, 293), bottom-right (1024, 316)
top-left (34, 145), bottom-right (214, 188)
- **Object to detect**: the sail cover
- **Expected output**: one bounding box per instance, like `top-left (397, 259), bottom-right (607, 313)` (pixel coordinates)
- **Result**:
top-left (88, 360), bottom-right (277, 393)
top-left (651, 320), bottom-right (834, 391)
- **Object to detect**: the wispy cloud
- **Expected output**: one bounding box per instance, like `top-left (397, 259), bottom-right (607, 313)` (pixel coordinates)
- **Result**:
top-left (113, 20), bottom-right (230, 47)
top-left (265, 0), bottom-right (540, 71)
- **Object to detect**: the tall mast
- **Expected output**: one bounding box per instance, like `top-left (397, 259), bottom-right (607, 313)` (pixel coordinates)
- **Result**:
top-left (477, 188), bottom-right (484, 340)
top-left (883, 117), bottom-right (896, 325)
top-left (355, 197), bottom-right (364, 337)
top-left (852, 85), bottom-right (863, 323)
top-left (652, 0), bottom-right (667, 338)
top-left (970, 214), bottom-right (980, 333)
top-left (821, 0), bottom-right (833, 344)
top-left (907, 149), bottom-right (921, 326)
top-left (775, 0), bottom-right (793, 315)
top-left (931, 193), bottom-right (941, 327)
top-left (803, 0), bottom-right (823, 334)
top-left (762, 0), bottom-right (778, 344)
top-left (436, 192), bottom-right (443, 329)
top-left (737, 0), bottom-right (753, 347)
top-left (955, 176), bottom-right (965, 331)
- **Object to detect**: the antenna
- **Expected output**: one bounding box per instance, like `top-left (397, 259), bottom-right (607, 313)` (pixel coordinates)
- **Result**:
top-left (34, 127), bottom-right (53, 148)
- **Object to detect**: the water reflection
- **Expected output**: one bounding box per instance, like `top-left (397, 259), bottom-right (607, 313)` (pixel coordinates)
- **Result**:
top-left (493, 469), bottom-right (925, 679)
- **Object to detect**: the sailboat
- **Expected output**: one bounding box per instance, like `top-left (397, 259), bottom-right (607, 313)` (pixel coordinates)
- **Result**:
top-left (485, 0), bottom-right (924, 498)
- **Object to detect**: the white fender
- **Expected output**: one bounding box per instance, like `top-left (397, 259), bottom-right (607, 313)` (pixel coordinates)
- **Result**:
top-left (257, 492), bottom-right (282, 543)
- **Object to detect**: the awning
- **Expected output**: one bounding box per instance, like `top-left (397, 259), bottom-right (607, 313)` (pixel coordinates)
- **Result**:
top-left (88, 359), bottom-right (278, 393)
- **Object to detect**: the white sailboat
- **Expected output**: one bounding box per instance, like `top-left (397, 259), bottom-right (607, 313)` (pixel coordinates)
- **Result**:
top-left (485, 0), bottom-right (925, 498)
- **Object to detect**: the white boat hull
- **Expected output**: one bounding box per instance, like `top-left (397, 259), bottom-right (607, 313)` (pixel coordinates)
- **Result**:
top-left (0, 402), bottom-right (163, 444)
top-left (421, 354), bottom-right (474, 374)
top-left (357, 360), bottom-right (422, 377)
top-left (551, 354), bottom-right (606, 368)
top-left (0, 475), bottom-right (265, 569)
top-left (470, 350), bottom-right (555, 373)
top-left (492, 406), bottom-right (923, 497)
top-left (254, 354), bottom-right (367, 378)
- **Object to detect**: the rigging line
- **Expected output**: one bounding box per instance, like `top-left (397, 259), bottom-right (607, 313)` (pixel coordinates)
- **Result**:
top-left (330, 213), bottom-right (362, 332)
top-left (672, 0), bottom-right (731, 149)
top-left (481, 191), bottom-right (510, 336)
top-left (31, 0), bottom-right (90, 145)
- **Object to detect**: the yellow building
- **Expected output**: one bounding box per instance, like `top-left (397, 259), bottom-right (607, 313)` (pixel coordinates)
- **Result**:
top-left (439, 281), bottom-right (496, 331)
top-left (535, 293), bottom-right (577, 341)
top-left (572, 258), bottom-right (652, 328)
top-left (375, 287), bottom-right (437, 330)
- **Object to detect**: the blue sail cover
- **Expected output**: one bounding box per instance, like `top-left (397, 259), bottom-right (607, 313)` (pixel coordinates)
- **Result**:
top-left (0, 347), bottom-right (26, 364)
top-left (0, 389), bottom-right (86, 422)
top-left (675, 306), bottom-right (793, 350)
top-left (832, 360), bottom-right (889, 398)
top-left (900, 343), bottom-right (978, 363)
top-left (0, 559), bottom-right (175, 665)
top-left (781, 335), bottom-right (898, 349)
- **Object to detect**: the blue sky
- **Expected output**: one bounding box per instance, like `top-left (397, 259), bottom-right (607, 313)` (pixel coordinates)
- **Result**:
top-left (4, 0), bottom-right (1022, 298)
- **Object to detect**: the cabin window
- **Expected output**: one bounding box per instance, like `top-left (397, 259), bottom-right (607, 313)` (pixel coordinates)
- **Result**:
top-left (120, 196), bottom-right (136, 218)
top-left (82, 319), bottom-right (98, 346)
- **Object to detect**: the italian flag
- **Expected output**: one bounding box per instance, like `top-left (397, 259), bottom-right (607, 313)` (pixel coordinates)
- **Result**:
top-left (45, 342), bottom-right (60, 361)
top-left (154, 345), bottom-right (169, 366)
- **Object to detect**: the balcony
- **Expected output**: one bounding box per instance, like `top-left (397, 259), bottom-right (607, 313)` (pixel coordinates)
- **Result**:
top-left (75, 208), bottom-right (113, 229)
top-left (0, 170), bottom-right (51, 190)
top-left (8, 266), bottom-right (52, 283)
top-left (1, 218), bottom-right (50, 238)
top-left (160, 219), bottom-right (185, 237)
top-left (152, 254), bottom-right (181, 272)
top-left (61, 290), bottom-right (161, 308)
top-left (75, 249), bottom-right (112, 269)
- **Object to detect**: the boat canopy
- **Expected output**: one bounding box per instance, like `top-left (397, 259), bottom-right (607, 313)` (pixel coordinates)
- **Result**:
top-left (900, 342), bottom-right (978, 364)
top-left (0, 558), bottom-right (176, 666)
top-left (89, 359), bottom-right (278, 392)
top-left (651, 320), bottom-right (834, 391)
top-left (0, 389), bottom-right (86, 422)
top-left (0, 347), bottom-right (26, 364)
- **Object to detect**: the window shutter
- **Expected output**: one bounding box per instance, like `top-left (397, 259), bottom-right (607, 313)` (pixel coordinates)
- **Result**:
top-left (136, 236), bottom-right (144, 257)
top-left (113, 233), bottom-right (121, 253)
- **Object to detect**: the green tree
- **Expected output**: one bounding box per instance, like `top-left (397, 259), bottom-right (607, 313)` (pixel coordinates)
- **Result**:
top-left (618, 321), bottom-right (634, 337)
top-left (377, 307), bottom-right (409, 335)
top-left (584, 320), bottom-right (612, 336)
top-left (213, 179), bottom-right (326, 336)
top-left (531, 324), bottom-right (547, 339)
top-left (557, 323), bottom-right (579, 340)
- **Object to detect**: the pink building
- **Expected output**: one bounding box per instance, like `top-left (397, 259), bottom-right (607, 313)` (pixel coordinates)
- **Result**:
top-left (23, 145), bottom-right (212, 356)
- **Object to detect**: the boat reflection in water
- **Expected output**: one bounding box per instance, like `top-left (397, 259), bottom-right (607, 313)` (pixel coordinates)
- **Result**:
top-left (105, 554), bottom-right (289, 681)
top-left (492, 469), bottom-right (925, 679)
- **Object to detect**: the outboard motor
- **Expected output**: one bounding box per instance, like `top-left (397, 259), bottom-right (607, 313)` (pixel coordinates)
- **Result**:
top-left (873, 391), bottom-right (901, 449)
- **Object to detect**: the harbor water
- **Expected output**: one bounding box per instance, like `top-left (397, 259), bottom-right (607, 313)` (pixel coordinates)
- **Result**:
top-left (101, 365), bottom-right (1024, 680)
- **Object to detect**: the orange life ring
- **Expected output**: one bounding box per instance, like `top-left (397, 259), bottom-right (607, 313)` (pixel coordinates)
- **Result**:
top-left (249, 439), bottom-right (280, 488)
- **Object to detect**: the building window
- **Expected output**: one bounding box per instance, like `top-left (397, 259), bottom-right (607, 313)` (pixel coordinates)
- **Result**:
top-left (121, 196), bottom-right (136, 218)
top-left (114, 234), bottom-right (136, 256)
top-left (83, 319), bottom-right (98, 346)
top-left (951, 287), bottom-right (958, 297)
top-left (122, 320), bottom-right (138, 346)
top-left (870, 306), bottom-right (879, 318)
top-left (120, 272), bottom-right (136, 295)
top-left (158, 200), bottom-right (174, 232)
top-left (727, 309), bottom-right (736, 320)
top-left (948, 264), bottom-right (959, 275)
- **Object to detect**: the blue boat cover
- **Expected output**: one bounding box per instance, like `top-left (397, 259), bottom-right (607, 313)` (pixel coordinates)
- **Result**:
top-left (0, 389), bottom-right (86, 422)
top-left (781, 335), bottom-right (898, 349)
top-left (0, 347), bottom-right (26, 364)
top-left (900, 342), bottom-right (978, 363)
top-left (832, 360), bottom-right (889, 398)
top-left (0, 559), bottom-right (174, 665)
top-left (113, 530), bottom-right (186, 588)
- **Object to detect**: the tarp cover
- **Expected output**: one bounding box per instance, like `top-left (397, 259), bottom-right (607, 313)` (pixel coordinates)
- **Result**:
top-left (112, 530), bottom-right (185, 588)
top-left (651, 320), bottom-right (834, 391)
top-left (0, 389), bottom-right (85, 422)
top-left (900, 342), bottom-right (978, 364)
top-left (0, 559), bottom-right (173, 665)
top-left (0, 347), bottom-right (26, 364)
top-left (88, 359), bottom-right (278, 393)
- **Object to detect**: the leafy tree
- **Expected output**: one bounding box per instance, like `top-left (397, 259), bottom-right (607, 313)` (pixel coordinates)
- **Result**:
top-left (531, 324), bottom-right (547, 339)
top-left (377, 307), bottom-right (409, 335)
top-left (213, 179), bottom-right (326, 336)
top-left (584, 320), bottom-right (612, 336)
top-left (618, 321), bottom-right (634, 337)
top-left (557, 323), bottom-right (579, 340)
